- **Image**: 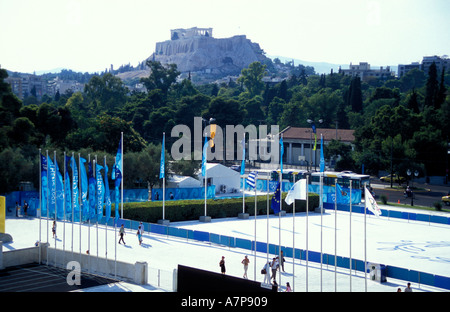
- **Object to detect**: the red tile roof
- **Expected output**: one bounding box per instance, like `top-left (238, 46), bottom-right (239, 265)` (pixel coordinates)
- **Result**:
top-left (281, 126), bottom-right (355, 142)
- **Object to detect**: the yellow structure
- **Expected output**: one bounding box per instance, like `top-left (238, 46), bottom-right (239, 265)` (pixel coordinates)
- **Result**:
top-left (0, 196), bottom-right (5, 233)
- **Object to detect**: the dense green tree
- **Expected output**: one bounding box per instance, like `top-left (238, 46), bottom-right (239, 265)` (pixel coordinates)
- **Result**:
top-left (237, 62), bottom-right (267, 98)
top-left (140, 60), bottom-right (180, 96)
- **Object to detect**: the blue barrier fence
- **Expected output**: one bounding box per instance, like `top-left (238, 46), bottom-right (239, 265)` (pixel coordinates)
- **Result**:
top-left (104, 216), bottom-right (450, 291)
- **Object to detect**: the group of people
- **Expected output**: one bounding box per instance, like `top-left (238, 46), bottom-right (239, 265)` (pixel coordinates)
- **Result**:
top-left (48, 221), bottom-right (145, 246)
top-left (219, 251), bottom-right (291, 291)
top-left (15, 201), bottom-right (29, 217)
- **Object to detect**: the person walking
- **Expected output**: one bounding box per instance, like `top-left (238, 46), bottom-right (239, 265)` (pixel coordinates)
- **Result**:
top-left (118, 224), bottom-right (126, 245)
top-left (52, 221), bottom-right (56, 238)
top-left (15, 202), bottom-right (20, 217)
top-left (219, 256), bottom-right (226, 274)
top-left (404, 282), bottom-right (413, 292)
top-left (137, 225), bottom-right (143, 245)
top-left (271, 257), bottom-right (278, 281)
top-left (241, 255), bottom-right (250, 279)
top-left (262, 261), bottom-right (271, 284)
top-left (285, 282), bottom-right (292, 292)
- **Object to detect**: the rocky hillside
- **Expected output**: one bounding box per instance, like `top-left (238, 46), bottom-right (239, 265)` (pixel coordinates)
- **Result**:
top-left (148, 34), bottom-right (270, 82)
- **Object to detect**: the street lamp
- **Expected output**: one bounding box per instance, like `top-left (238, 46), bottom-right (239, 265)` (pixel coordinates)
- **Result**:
top-left (406, 169), bottom-right (419, 206)
top-left (307, 119), bottom-right (323, 171)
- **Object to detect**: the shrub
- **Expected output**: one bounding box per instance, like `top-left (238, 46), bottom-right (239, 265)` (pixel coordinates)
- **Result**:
top-left (117, 193), bottom-right (320, 223)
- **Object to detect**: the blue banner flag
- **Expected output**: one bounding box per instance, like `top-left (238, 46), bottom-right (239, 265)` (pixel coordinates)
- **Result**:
top-left (201, 136), bottom-right (207, 177)
top-left (47, 156), bottom-right (56, 218)
top-left (240, 136), bottom-right (245, 175)
top-left (54, 157), bottom-right (64, 220)
top-left (96, 163), bottom-right (105, 222)
top-left (112, 138), bottom-right (122, 224)
top-left (104, 161), bottom-right (111, 224)
top-left (88, 161), bottom-right (96, 220)
top-left (271, 182), bottom-right (281, 214)
top-left (280, 136), bottom-right (284, 174)
top-left (40, 154), bottom-right (48, 217)
top-left (70, 156), bottom-right (80, 222)
top-left (160, 134), bottom-right (165, 179)
top-left (79, 157), bottom-right (88, 221)
top-left (114, 166), bottom-right (121, 224)
top-left (336, 183), bottom-right (350, 204)
top-left (247, 171), bottom-right (258, 189)
top-left (64, 156), bottom-right (72, 221)
top-left (320, 134), bottom-right (325, 172)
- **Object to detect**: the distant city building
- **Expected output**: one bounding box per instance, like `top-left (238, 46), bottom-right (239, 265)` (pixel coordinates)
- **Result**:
top-left (5, 75), bottom-right (47, 100)
top-left (397, 62), bottom-right (421, 78)
top-left (339, 62), bottom-right (395, 81)
top-left (47, 77), bottom-right (85, 95)
top-left (398, 55), bottom-right (449, 77)
top-left (421, 55), bottom-right (449, 75)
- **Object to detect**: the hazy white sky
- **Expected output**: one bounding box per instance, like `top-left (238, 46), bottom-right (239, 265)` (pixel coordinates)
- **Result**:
top-left (1, 0), bottom-right (449, 73)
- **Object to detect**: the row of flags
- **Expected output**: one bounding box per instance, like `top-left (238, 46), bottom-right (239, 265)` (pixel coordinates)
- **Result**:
top-left (39, 138), bottom-right (123, 224)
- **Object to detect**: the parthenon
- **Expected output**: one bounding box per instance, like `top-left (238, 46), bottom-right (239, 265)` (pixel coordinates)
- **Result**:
top-left (171, 27), bottom-right (213, 40)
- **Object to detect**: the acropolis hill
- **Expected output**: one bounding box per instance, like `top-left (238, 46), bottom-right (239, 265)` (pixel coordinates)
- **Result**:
top-left (148, 27), bottom-right (270, 81)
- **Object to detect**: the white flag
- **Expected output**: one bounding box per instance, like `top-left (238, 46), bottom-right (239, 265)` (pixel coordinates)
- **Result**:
top-left (285, 179), bottom-right (307, 205)
top-left (365, 186), bottom-right (381, 216)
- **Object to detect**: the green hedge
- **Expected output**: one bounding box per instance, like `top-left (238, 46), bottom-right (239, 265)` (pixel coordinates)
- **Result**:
top-left (114, 193), bottom-right (320, 223)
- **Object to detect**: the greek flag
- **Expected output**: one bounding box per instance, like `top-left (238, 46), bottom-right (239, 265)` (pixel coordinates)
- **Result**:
top-left (247, 171), bottom-right (258, 189)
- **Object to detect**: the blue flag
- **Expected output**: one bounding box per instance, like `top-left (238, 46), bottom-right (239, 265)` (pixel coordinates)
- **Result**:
top-left (320, 134), bottom-right (325, 172)
top-left (54, 157), bottom-right (64, 220)
top-left (113, 138), bottom-right (122, 224)
top-left (104, 161), bottom-right (111, 224)
top-left (240, 136), bottom-right (245, 175)
top-left (64, 156), bottom-right (72, 221)
top-left (47, 156), bottom-right (56, 218)
top-left (96, 163), bottom-right (105, 222)
top-left (336, 183), bottom-right (350, 204)
top-left (40, 154), bottom-right (48, 217)
top-left (280, 136), bottom-right (284, 174)
top-left (201, 136), bottom-right (207, 177)
top-left (70, 156), bottom-right (80, 222)
top-left (114, 165), bottom-right (121, 224)
top-left (271, 182), bottom-right (281, 214)
top-left (79, 157), bottom-right (88, 221)
top-left (160, 134), bottom-right (165, 179)
top-left (88, 161), bottom-right (96, 220)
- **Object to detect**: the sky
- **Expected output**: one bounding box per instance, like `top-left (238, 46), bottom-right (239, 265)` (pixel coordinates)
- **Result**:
top-left (1, 0), bottom-right (449, 74)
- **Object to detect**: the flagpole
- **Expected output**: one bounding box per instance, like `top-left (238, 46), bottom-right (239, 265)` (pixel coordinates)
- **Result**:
top-left (266, 171), bottom-right (269, 267)
top-left (71, 152), bottom-right (74, 257)
top-left (364, 183), bottom-right (367, 292)
top-left (38, 149), bottom-right (42, 265)
top-left (306, 174), bottom-right (309, 292)
top-left (88, 155), bottom-right (91, 271)
top-left (63, 152), bottom-right (66, 265)
top-left (292, 172), bottom-right (296, 292)
top-left (162, 132), bottom-right (166, 221)
top-left (278, 134), bottom-right (283, 289)
top-left (242, 133), bottom-right (245, 215)
top-left (254, 174), bottom-right (257, 281)
top-left (349, 180), bottom-right (352, 292)
top-left (54, 151), bottom-right (57, 267)
top-left (334, 178), bottom-right (337, 292)
top-left (46, 150), bottom-right (49, 266)
top-left (120, 132), bottom-right (123, 220)
top-left (105, 155), bottom-right (108, 263)
top-left (78, 153), bottom-right (82, 264)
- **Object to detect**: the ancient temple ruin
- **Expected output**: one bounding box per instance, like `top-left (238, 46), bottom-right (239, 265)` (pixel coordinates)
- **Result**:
top-left (171, 27), bottom-right (213, 40)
